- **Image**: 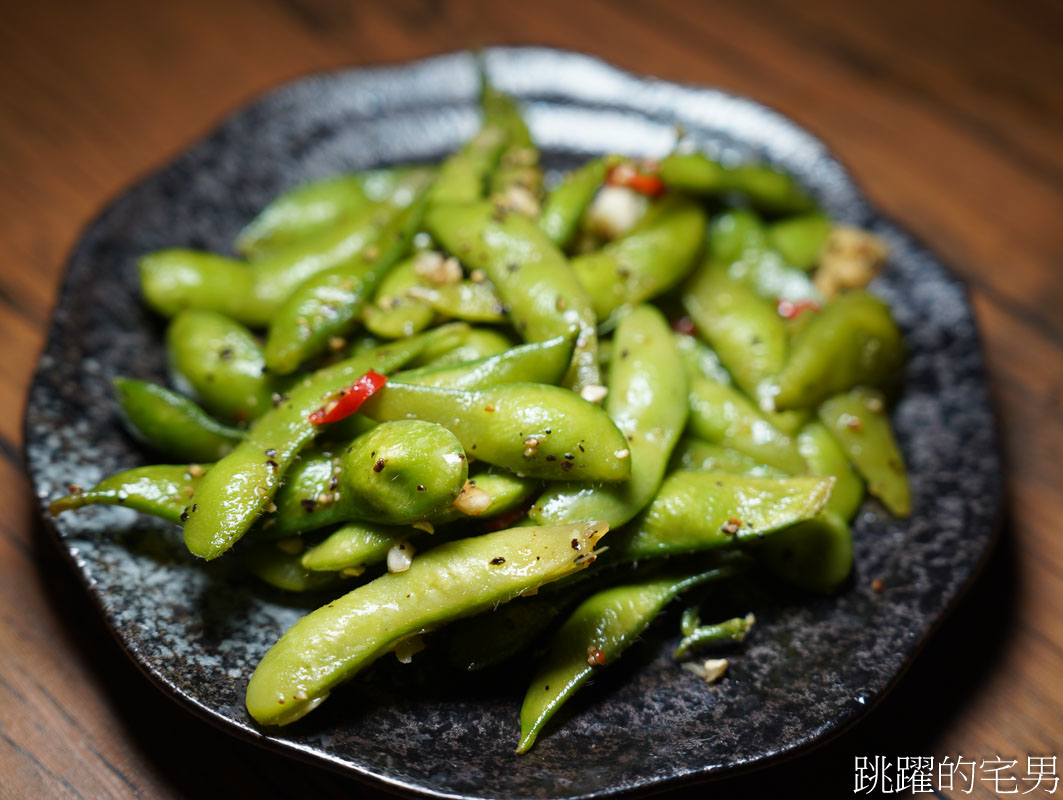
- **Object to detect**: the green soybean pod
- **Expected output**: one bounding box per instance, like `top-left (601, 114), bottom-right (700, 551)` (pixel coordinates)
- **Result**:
top-left (390, 334), bottom-right (573, 391)
top-left (668, 437), bottom-right (785, 478)
top-left (360, 382), bottom-right (631, 482)
top-left (672, 332), bottom-right (733, 387)
top-left (405, 327), bottom-right (514, 369)
top-left (658, 151), bottom-right (727, 195)
top-left (167, 309), bottom-right (275, 423)
top-left (425, 201), bottom-right (601, 391)
top-left (362, 255), bottom-right (436, 339)
top-left (529, 304), bottom-right (687, 527)
top-left (181, 327), bottom-right (463, 560)
top-left (770, 291), bottom-right (905, 411)
top-left (797, 421), bottom-right (865, 521)
top-left (418, 279), bottom-right (507, 323)
top-left (538, 157), bottom-right (610, 250)
top-left (429, 125), bottom-right (508, 207)
top-left (818, 388), bottom-right (910, 517)
top-left (685, 372), bottom-right (806, 474)
top-left (245, 520), bottom-right (609, 726)
top-left (571, 195), bottom-right (706, 321)
top-left (767, 213), bottom-right (832, 271)
top-left (235, 166), bottom-right (434, 259)
top-left (49, 464), bottom-right (205, 523)
top-left (721, 163), bottom-right (816, 214)
top-left (264, 192), bottom-right (430, 374)
top-left (682, 260), bottom-right (788, 410)
top-left (517, 562), bottom-right (734, 753)
top-left (760, 510), bottom-right (854, 595)
top-left (139, 250), bottom-right (256, 322)
top-left (300, 522), bottom-right (416, 574)
top-left (113, 378), bottom-right (243, 462)
top-left (243, 539), bottom-right (345, 593)
top-left (609, 471), bottom-right (834, 562)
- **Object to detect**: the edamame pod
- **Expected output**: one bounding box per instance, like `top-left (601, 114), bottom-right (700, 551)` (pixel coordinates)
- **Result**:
top-left (610, 471), bottom-right (833, 561)
top-left (49, 464), bottom-right (205, 523)
top-left (113, 378), bottom-right (242, 462)
top-left (140, 250), bottom-right (256, 321)
top-left (767, 213), bottom-right (832, 271)
top-left (673, 332), bottom-right (733, 386)
top-left (300, 522), bottom-right (415, 574)
top-left (517, 562), bottom-right (734, 753)
top-left (682, 261), bottom-right (788, 409)
top-left (246, 520), bottom-right (610, 725)
top-left (760, 510), bottom-right (853, 594)
top-left (243, 539), bottom-right (345, 593)
top-left (406, 327), bottom-right (514, 368)
top-left (167, 310), bottom-right (275, 422)
top-left (668, 437), bottom-right (785, 477)
top-left (425, 201), bottom-right (601, 390)
top-left (264, 192), bottom-right (430, 373)
top-left (360, 382), bottom-right (631, 481)
top-left (818, 388), bottom-right (910, 516)
top-left (235, 166), bottom-right (434, 259)
top-left (530, 305), bottom-right (686, 526)
top-left (538, 158), bottom-right (610, 249)
top-left (658, 152), bottom-right (814, 213)
top-left (797, 421), bottom-right (865, 520)
top-left (429, 126), bottom-right (508, 207)
top-left (390, 334), bottom-right (573, 391)
top-left (685, 372), bottom-right (806, 474)
top-left (362, 255), bottom-right (437, 339)
top-left (771, 291), bottom-right (905, 411)
top-left (415, 279), bottom-right (506, 323)
top-left (571, 195), bottom-right (706, 321)
top-left (182, 328), bottom-right (462, 560)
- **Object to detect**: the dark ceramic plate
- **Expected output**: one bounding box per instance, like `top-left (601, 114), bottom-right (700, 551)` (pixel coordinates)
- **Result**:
top-left (25, 48), bottom-right (1001, 799)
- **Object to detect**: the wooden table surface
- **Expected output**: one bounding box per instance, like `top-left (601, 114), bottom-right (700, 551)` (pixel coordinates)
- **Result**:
top-left (2, 1), bottom-right (1060, 797)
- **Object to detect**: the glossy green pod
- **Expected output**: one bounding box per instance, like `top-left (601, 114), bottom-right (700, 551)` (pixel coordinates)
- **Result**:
top-left (818, 388), bottom-right (910, 516)
top-left (140, 204), bottom-right (394, 327)
top-left (658, 152), bottom-right (726, 195)
top-left (362, 255), bottom-right (437, 339)
top-left (538, 157), bottom-right (610, 249)
top-left (668, 437), bottom-right (785, 478)
top-left (571, 195), bottom-right (706, 321)
top-left (767, 213), bottom-right (832, 271)
top-left (181, 328), bottom-right (462, 560)
top-left (682, 261), bottom-right (787, 409)
top-left (360, 382), bottom-right (631, 482)
top-left (242, 539), bottom-right (346, 593)
top-left (49, 464), bottom-right (205, 523)
top-left (429, 126), bottom-right (508, 207)
top-left (246, 520), bottom-right (610, 726)
top-left (339, 420), bottom-right (468, 524)
top-left (658, 152), bottom-right (814, 213)
top-left (685, 371), bottom-right (806, 474)
top-left (760, 510), bottom-right (853, 594)
top-left (610, 471), bottom-right (833, 561)
top-left (300, 522), bottom-right (416, 574)
top-left (672, 332), bottom-right (733, 386)
top-left (797, 421), bottom-right (865, 520)
top-left (708, 211), bottom-right (820, 304)
top-left (771, 291), bottom-right (905, 411)
top-left (113, 378), bottom-right (242, 462)
top-left (167, 309), bottom-right (275, 423)
top-left (405, 327), bottom-right (514, 369)
top-left (264, 192), bottom-right (429, 373)
top-left (425, 201), bottom-right (600, 390)
top-left (418, 279), bottom-right (507, 323)
top-left (390, 334), bottom-right (573, 391)
top-left (530, 304), bottom-right (687, 526)
top-left (483, 86), bottom-right (542, 198)
top-left (235, 166), bottom-right (434, 259)
top-left (517, 562), bottom-right (733, 753)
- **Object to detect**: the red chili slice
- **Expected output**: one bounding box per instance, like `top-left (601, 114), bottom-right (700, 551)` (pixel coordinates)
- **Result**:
top-left (308, 370), bottom-right (387, 424)
top-left (776, 298), bottom-right (821, 320)
top-left (606, 163), bottom-right (666, 197)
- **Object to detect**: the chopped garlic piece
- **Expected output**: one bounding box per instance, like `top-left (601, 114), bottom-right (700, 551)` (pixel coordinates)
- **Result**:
top-left (585, 185), bottom-right (648, 239)
top-left (453, 481), bottom-right (492, 516)
top-left (580, 384), bottom-right (608, 404)
top-left (682, 658), bottom-right (729, 685)
top-left (387, 541), bottom-right (415, 573)
top-left (394, 634), bottom-right (426, 664)
top-left (814, 225), bottom-right (888, 298)
top-left (414, 251), bottom-right (462, 285)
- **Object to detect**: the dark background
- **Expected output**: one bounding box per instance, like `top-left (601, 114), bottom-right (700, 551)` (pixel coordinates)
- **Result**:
top-left (2, 1), bottom-right (1061, 797)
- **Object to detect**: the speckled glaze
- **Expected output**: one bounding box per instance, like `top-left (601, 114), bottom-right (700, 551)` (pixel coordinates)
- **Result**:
top-left (24, 48), bottom-right (1001, 799)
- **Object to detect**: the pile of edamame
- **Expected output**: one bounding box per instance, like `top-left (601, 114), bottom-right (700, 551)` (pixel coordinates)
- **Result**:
top-left (51, 81), bottom-right (909, 752)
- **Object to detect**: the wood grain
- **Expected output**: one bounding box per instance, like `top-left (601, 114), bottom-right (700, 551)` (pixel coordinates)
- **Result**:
top-left (2, 1), bottom-right (1060, 797)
